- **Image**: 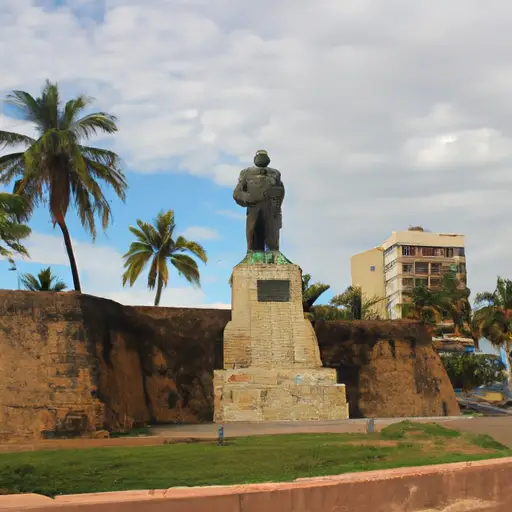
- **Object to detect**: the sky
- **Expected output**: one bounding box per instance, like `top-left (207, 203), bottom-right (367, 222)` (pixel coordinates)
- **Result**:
top-left (1, 0), bottom-right (512, 308)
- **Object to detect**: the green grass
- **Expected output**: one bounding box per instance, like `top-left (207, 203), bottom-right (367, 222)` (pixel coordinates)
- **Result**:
top-left (0, 422), bottom-right (510, 498)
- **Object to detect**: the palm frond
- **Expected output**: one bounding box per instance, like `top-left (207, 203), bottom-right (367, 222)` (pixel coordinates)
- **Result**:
top-left (122, 250), bottom-right (153, 287)
top-left (70, 112), bottom-right (118, 140)
top-left (39, 80), bottom-right (60, 130)
top-left (147, 254), bottom-right (159, 290)
top-left (0, 131), bottom-right (35, 150)
top-left (4, 90), bottom-right (43, 125)
top-left (174, 236), bottom-right (207, 263)
top-left (62, 95), bottom-right (93, 128)
top-left (170, 254), bottom-right (201, 286)
top-left (303, 282), bottom-right (330, 312)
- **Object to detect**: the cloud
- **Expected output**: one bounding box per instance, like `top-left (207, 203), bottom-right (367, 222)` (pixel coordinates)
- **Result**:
top-left (181, 226), bottom-right (222, 241)
top-left (216, 209), bottom-right (245, 221)
top-left (2, 0), bottom-right (512, 299)
top-left (5, 231), bottom-right (225, 308)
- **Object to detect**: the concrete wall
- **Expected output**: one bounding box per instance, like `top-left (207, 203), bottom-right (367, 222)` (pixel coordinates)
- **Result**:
top-left (2, 458), bottom-right (512, 511)
top-left (0, 290), bottom-right (458, 440)
top-left (350, 247), bottom-right (387, 318)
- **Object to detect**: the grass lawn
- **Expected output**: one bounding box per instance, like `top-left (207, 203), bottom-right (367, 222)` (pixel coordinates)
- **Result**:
top-left (0, 421), bottom-right (510, 497)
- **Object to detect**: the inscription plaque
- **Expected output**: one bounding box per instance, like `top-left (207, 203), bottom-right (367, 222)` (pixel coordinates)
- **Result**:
top-left (257, 279), bottom-right (290, 302)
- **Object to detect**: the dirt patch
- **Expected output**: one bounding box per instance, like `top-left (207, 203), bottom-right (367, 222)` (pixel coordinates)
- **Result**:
top-left (419, 439), bottom-right (490, 456)
top-left (344, 440), bottom-right (400, 447)
top-left (0, 436), bottom-right (166, 453)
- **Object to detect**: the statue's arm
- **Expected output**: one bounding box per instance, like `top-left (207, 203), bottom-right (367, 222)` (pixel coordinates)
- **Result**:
top-left (233, 171), bottom-right (252, 207)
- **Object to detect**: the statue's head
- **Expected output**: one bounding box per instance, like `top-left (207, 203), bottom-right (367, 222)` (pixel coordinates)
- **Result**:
top-left (254, 149), bottom-right (270, 168)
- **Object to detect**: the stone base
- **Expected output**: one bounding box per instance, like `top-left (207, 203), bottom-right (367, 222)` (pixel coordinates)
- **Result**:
top-left (214, 368), bottom-right (349, 422)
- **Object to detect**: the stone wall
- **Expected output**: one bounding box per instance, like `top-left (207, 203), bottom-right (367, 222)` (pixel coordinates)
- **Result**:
top-left (315, 320), bottom-right (460, 418)
top-left (0, 290), bottom-right (458, 439)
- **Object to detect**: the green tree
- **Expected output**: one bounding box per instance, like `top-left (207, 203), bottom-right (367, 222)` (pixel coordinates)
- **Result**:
top-left (0, 80), bottom-right (127, 292)
top-left (473, 277), bottom-right (512, 373)
top-left (400, 272), bottom-right (470, 333)
top-left (122, 210), bottom-right (208, 306)
top-left (440, 353), bottom-right (506, 391)
top-left (20, 266), bottom-right (67, 292)
top-left (0, 192), bottom-right (31, 258)
top-left (438, 272), bottom-right (472, 337)
top-left (301, 273), bottom-right (330, 313)
top-left (400, 284), bottom-right (443, 328)
top-left (330, 285), bottom-right (386, 320)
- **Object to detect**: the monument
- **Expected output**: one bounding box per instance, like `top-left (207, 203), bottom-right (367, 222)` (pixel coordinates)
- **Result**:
top-left (213, 150), bottom-right (348, 421)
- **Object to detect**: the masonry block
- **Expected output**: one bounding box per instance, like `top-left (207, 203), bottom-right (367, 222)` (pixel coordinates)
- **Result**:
top-left (215, 261), bottom-right (349, 422)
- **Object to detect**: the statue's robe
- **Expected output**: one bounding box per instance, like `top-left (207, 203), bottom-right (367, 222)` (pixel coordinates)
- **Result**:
top-left (233, 166), bottom-right (285, 252)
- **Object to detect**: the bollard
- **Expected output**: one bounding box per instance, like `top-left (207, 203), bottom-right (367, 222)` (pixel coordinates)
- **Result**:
top-left (218, 425), bottom-right (224, 446)
top-left (367, 418), bottom-right (375, 434)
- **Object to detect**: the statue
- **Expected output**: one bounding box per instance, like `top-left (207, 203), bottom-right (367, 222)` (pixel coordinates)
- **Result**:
top-left (233, 150), bottom-right (285, 252)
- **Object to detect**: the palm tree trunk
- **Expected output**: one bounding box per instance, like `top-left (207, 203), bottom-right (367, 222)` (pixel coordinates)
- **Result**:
top-left (154, 277), bottom-right (163, 306)
top-left (57, 220), bottom-right (81, 292)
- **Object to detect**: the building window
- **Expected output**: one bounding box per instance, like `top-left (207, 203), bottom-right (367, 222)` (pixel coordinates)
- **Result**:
top-left (445, 248), bottom-right (454, 258)
top-left (402, 278), bottom-right (414, 288)
top-left (421, 247), bottom-right (434, 256)
top-left (457, 247), bottom-right (465, 256)
top-left (402, 263), bottom-right (413, 273)
top-left (370, 265), bottom-right (375, 272)
top-left (458, 263), bottom-right (466, 274)
top-left (431, 263), bottom-right (441, 274)
top-left (430, 277), bottom-right (442, 288)
top-left (385, 260), bottom-right (396, 271)
top-left (434, 247), bottom-right (444, 256)
top-left (415, 278), bottom-right (428, 288)
top-left (384, 244), bottom-right (396, 256)
top-left (415, 262), bottom-right (429, 274)
top-left (402, 246), bottom-right (416, 256)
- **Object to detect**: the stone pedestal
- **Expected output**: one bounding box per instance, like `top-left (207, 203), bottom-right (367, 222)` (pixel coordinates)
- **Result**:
top-left (214, 257), bottom-right (348, 422)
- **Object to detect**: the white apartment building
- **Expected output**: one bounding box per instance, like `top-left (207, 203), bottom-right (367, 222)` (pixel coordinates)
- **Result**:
top-left (351, 229), bottom-right (466, 319)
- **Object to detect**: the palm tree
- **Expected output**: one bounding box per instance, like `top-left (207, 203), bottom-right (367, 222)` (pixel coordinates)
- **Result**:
top-left (438, 272), bottom-right (472, 337)
top-left (473, 277), bottom-right (512, 374)
top-left (20, 266), bottom-right (67, 291)
top-left (0, 80), bottom-right (127, 292)
top-left (331, 285), bottom-right (386, 320)
top-left (400, 284), bottom-right (443, 330)
top-left (122, 210), bottom-right (208, 306)
top-left (0, 192), bottom-right (31, 259)
top-left (302, 273), bottom-right (330, 313)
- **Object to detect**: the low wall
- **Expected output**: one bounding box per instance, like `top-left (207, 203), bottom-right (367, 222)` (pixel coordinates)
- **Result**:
top-left (2, 458), bottom-right (512, 511)
top-left (0, 290), bottom-right (458, 440)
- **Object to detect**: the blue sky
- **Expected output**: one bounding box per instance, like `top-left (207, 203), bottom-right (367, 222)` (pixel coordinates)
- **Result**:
top-left (2, 0), bottom-right (512, 306)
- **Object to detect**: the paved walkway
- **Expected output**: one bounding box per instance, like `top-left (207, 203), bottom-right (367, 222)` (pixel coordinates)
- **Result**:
top-left (152, 416), bottom-right (512, 448)
top-left (2, 416), bottom-right (511, 453)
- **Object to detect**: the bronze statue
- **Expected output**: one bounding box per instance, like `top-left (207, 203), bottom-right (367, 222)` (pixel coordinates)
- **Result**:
top-left (233, 150), bottom-right (285, 252)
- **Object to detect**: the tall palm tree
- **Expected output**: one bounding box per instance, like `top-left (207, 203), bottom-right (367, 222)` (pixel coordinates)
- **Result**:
top-left (0, 80), bottom-right (127, 292)
top-left (301, 273), bottom-right (330, 313)
top-left (473, 277), bottom-right (512, 374)
top-left (0, 192), bottom-right (31, 258)
top-left (21, 266), bottom-right (67, 292)
top-left (122, 210), bottom-right (208, 306)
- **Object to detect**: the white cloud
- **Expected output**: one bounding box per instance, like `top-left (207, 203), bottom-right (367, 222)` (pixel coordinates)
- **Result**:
top-left (1, 0), bottom-right (512, 298)
top-left (216, 209), bottom-right (245, 221)
top-left (182, 226), bottom-right (222, 241)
